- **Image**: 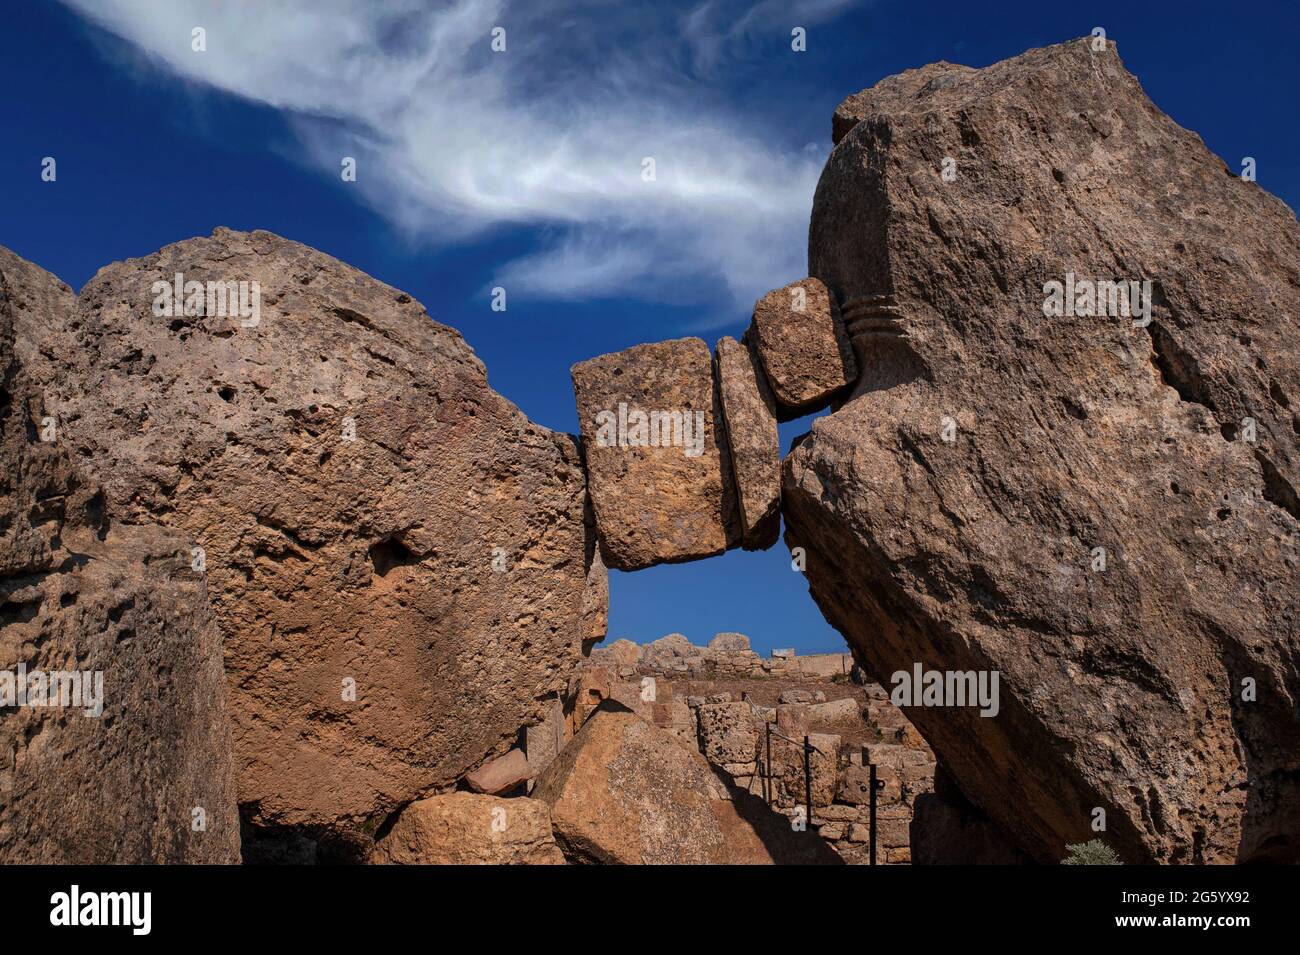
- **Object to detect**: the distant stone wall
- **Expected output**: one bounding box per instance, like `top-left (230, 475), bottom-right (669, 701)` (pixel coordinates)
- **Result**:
top-left (458, 632), bottom-right (938, 864)
top-left (555, 635), bottom-right (936, 863)
top-left (589, 632), bottom-right (854, 681)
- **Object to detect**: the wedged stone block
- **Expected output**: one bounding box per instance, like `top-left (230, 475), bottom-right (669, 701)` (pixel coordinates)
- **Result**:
top-left (747, 278), bottom-right (856, 420)
top-left (572, 337), bottom-right (740, 570)
top-left (714, 336), bottom-right (781, 548)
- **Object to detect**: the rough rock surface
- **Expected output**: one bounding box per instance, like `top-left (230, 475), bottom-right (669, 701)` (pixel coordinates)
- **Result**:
top-left (771, 732), bottom-right (840, 809)
top-left (708, 632), bottom-right (751, 652)
top-left (581, 540), bottom-right (609, 645)
top-left (14, 229), bottom-right (598, 852)
top-left (695, 701), bottom-right (758, 766)
top-left (0, 248), bottom-right (239, 863)
top-left (787, 38), bottom-right (1300, 863)
top-left (465, 747), bottom-right (531, 795)
top-left (524, 698), bottom-right (567, 777)
top-left (714, 336), bottom-right (780, 548)
top-left (747, 278), bottom-right (856, 420)
top-left (368, 792), bottom-right (564, 865)
top-left (572, 338), bottom-right (740, 570)
top-left (533, 703), bottom-right (838, 864)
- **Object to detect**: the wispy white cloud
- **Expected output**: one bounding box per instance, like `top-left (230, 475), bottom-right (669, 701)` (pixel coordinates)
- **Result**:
top-left (59, 0), bottom-right (853, 314)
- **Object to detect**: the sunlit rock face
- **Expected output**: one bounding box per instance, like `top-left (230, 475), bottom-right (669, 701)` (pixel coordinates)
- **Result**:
top-left (0, 247), bottom-right (240, 863)
top-left (11, 229), bottom-right (599, 854)
top-left (787, 38), bottom-right (1300, 863)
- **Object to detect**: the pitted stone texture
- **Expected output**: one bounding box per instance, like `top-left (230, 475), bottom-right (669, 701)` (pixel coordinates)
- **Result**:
top-left (572, 338), bottom-right (740, 570)
top-left (747, 279), bottom-right (856, 420)
top-left (14, 229), bottom-right (596, 850)
top-left (588, 637), bottom-right (639, 668)
top-left (0, 250), bottom-right (239, 863)
top-left (790, 39), bottom-right (1300, 863)
top-left (368, 793), bottom-right (564, 865)
top-left (695, 701), bottom-right (759, 766)
top-left (581, 541), bottom-right (609, 644)
top-left (714, 336), bottom-right (780, 548)
top-left (771, 732), bottom-right (840, 809)
top-left (639, 632), bottom-right (702, 670)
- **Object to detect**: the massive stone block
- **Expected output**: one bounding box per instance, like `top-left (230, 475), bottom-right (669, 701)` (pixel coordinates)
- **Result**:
top-left (747, 278), bottom-right (856, 420)
top-left (714, 336), bottom-right (780, 549)
top-left (533, 703), bottom-right (839, 864)
top-left (368, 793), bottom-right (564, 865)
top-left (12, 229), bottom-right (598, 851)
top-left (786, 38), bottom-right (1300, 862)
top-left (0, 249), bottom-right (239, 863)
top-left (572, 338), bottom-right (740, 570)
top-left (695, 701), bottom-right (759, 766)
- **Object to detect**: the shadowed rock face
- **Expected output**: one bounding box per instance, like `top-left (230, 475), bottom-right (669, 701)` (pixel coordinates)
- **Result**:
top-left (0, 249), bottom-right (240, 863)
top-left (11, 229), bottom-right (598, 852)
top-left (787, 38), bottom-right (1300, 863)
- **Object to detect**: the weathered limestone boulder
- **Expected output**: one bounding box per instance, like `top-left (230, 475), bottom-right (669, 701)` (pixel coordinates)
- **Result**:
top-left (787, 39), bottom-right (1300, 862)
top-left (581, 543), bottom-right (609, 648)
top-left (608, 674), bottom-right (657, 723)
top-left (15, 229), bottom-right (598, 851)
top-left (771, 732), bottom-right (840, 809)
top-left (524, 698), bottom-right (566, 778)
top-left (465, 748), bottom-right (531, 795)
top-left (565, 665), bottom-right (612, 736)
top-left (533, 704), bottom-right (839, 864)
top-left (713, 337), bottom-right (780, 548)
top-left (0, 249), bottom-right (239, 863)
top-left (776, 703), bottom-right (811, 738)
top-left (796, 652), bottom-right (852, 679)
top-left (588, 637), bottom-right (640, 668)
top-left (747, 278), bottom-right (856, 420)
top-left (808, 697), bottom-right (859, 724)
top-left (572, 338), bottom-right (740, 569)
top-left (368, 793), bottom-right (564, 865)
top-left (640, 632), bottom-right (702, 669)
top-left (779, 688), bottom-right (820, 704)
top-left (839, 764), bottom-right (896, 806)
top-left (695, 701), bottom-right (759, 766)
top-left (708, 631), bottom-right (751, 652)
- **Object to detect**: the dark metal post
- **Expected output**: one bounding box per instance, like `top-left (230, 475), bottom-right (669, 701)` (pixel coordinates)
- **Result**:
top-left (764, 722), bottom-right (772, 805)
top-left (869, 762), bottom-right (878, 866)
top-left (803, 735), bottom-right (813, 831)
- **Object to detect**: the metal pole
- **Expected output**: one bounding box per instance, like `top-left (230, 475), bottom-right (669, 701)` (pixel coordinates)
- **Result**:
top-left (869, 762), bottom-right (878, 866)
top-left (765, 721), bottom-right (772, 805)
top-left (803, 735), bottom-right (813, 832)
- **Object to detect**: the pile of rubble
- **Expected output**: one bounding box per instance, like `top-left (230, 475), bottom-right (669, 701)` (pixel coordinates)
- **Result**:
top-left (440, 633), bottom-right (936, 864)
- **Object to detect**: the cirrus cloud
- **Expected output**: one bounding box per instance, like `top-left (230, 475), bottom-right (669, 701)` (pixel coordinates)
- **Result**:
top-left (59, 0), bottom-right (855, 315)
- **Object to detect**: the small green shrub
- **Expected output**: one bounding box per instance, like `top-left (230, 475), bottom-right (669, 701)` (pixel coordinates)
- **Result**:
top-left (1061, 839), bottom-right (1122, 865)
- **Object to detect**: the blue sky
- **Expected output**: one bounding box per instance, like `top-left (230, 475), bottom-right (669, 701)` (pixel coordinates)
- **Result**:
top-left (4, 1), bottom-right (1297, 655)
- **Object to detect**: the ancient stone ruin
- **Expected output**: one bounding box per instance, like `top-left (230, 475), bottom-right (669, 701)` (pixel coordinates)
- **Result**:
top-left (2, 37), bottom-right (1297, 865)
